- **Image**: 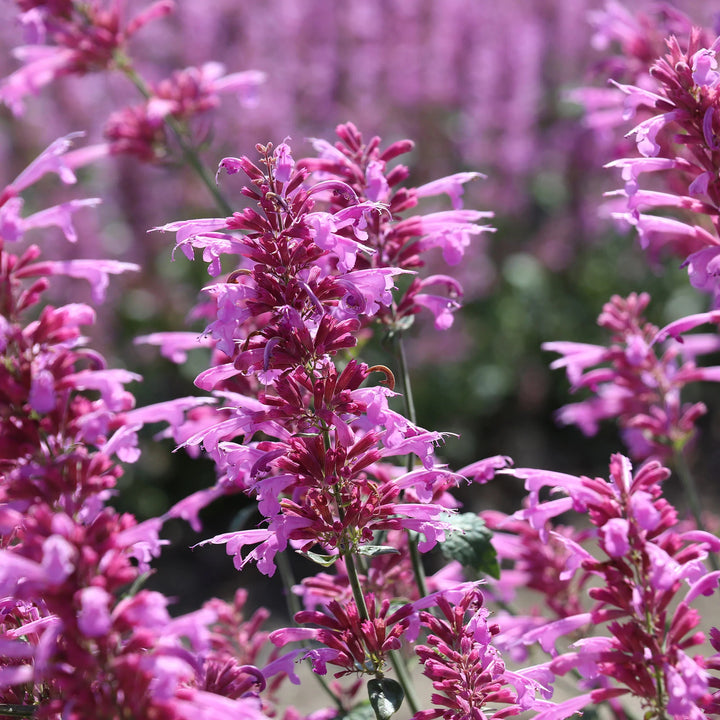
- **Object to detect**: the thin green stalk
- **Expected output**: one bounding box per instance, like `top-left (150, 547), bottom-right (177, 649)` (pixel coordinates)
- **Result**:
top-left (393, 333), bottom-right (416, 427)
top-left (275, 551), bottom-right (345, 712)
top-left (343, 549), bottom-right (370, 621)
top-left (393, 333), bottom-right (429, 599)
top-left (388, 650), bottom-right (420, 716)
top-left (673, 449), bottom-right (719, 571)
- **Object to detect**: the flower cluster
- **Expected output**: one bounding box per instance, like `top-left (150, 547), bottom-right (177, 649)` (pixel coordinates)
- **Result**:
top-left (1, 0), bottom-right (174, 116)
top-left (154, 130), bottom-right (495, 580)
top-left (597, 19), bottom-right (720, 301)
top-left (508, 453), bottom-right (720, 719)
top-left (544, 291), bottom-right (720, 461)
top-left (412, 585), bottom-right (538, 720)
top-left (5, 3), bottom-right (720, 720)
top-left (2, 1), bottom-right (264, 166)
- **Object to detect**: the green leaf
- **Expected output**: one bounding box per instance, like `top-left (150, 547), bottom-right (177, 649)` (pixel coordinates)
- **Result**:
top-left (356, 545), bottom-right (401, 558)
top-left (299, 550), bottom-right (338, 567)
top-left (342, 703), bottom-right (376, 720)
top-left (367, 678), bottom-right (404, 720)
top-left (439, 513), bottom-right (500, 579)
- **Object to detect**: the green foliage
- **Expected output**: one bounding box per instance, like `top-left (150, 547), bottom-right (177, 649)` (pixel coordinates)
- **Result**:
top-left (367, 678), bottom-right (405, 720)
top-left (439, 513), bottom-right (500, 579)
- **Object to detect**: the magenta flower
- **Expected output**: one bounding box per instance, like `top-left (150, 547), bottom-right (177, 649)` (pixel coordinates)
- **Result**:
top-left (105, 63), bottom-right (266, 161)
top-left (1, 1), bottom-right (174, 115)
top-left (270, 593), bottom-right (414, 678)
top-left (412, 585), bottom-right (541, 720)
top-left (597, 24), bottom-right (720, 300)
top-left (507, 453), bottom-right (720, 718)
top-left (545, 292), bottom-right (720, 460)
top-left (152, 137), bottom-right (488, 584)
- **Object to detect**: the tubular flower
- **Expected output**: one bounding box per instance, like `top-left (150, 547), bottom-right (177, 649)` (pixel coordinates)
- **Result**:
top-left (544, 292), bottom-right (720, 460)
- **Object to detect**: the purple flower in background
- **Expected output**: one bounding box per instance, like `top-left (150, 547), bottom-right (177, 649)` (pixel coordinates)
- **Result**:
top-left (1, 0), bottom-right (175, 115)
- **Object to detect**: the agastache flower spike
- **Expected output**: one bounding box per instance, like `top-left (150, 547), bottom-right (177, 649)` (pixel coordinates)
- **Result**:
top-left (269, 593), bottom-right (414, 678)
top-left (507, 453), bottom-right (720, 719)
top-left (0, 138), bottom-right (291, 719)
top-left (597, 24), bottom-right (720, 301)
top-left (412, 586), bottom-right (539, 720)
top-left (544, 292), bottom-right (720, 461)
top-left (1, 1), bottom-right (175, 115)
top-left (151, 132), bottom-right (508, 719)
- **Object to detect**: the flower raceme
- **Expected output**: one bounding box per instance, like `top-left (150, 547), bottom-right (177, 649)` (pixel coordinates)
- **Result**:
top-left (1, 0), bottom-right (175, 116)
top-left (544, 291), bottom-right (720, 461)
top-left (591, 20), bottom-right (720, 302)
top-left (153, 131), bottom-right (497, 577)
top-left (2, 1), bottom-right (265, 165)
top-left (507, 453), bottom-right (720, 719)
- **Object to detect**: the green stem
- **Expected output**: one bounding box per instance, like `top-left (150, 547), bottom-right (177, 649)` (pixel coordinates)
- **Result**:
top-left (388, 650), bottom-right (420, 716)
top-left (344, 550), bottom-right (370, 621)
top-left (275, 550), bottom-right (302, 619)
top-left (393, 333), bottom-right (417, 427)
top-left (115, 56), bottom-right (234, 216)
top-left (393, 333), bottom-right (429, 599)
top-left (275, 551), bottom-right (345, 712)
top-left (673, 449), bottom-right (719, 572)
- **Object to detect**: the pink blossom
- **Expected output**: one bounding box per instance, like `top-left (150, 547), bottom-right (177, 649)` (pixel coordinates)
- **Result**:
top-left (77, 586), bottom-right (113, 637)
